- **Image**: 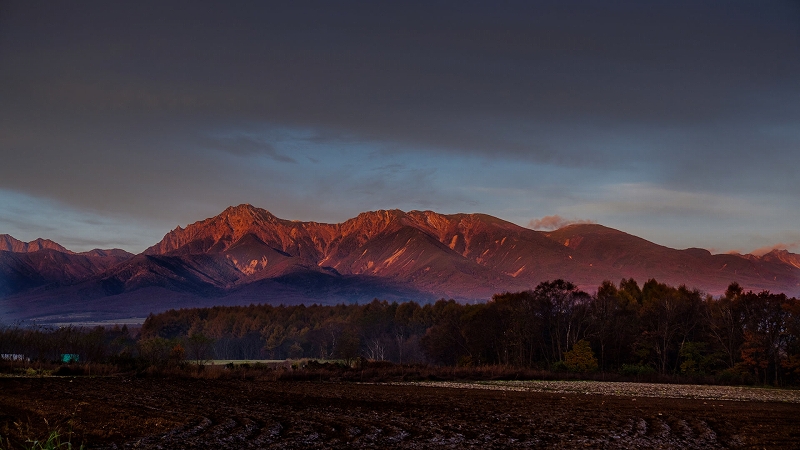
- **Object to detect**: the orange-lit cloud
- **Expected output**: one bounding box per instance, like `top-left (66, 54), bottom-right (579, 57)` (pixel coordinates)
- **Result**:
top-left (528, 215), bottom-right (595, 231)
top-left (749, 242), bottom-right (800, 257)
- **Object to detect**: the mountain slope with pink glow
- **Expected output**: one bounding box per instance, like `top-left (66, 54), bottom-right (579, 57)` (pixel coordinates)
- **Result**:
top-left (2, 204), bottom-right (799, 323)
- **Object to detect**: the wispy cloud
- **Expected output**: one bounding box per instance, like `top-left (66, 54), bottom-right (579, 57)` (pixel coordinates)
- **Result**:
top-left (749, 242), bottom-right (800, 257)
top-left (528, 215), bottom-right (595, 231)
top-left (0, 189), bottom-right (160, 252)
top-left (580, 183), bottom-right (763, 217)
top-left (204, 135), bottom-right (296, 163)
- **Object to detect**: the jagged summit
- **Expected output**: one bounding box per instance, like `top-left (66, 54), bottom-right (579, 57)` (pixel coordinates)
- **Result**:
top-left (762, 249), bottom-right (800, 269)
top-left (0, 234), bottom-right (71, 253)
top-left (221, 203), bottom-right (275, 218)
top-left (143, 204), bottom-right (287, 255)
top-left (220, 203), bottom-right (279, 225)
top-left (144, 207), bottom-right (535, 259)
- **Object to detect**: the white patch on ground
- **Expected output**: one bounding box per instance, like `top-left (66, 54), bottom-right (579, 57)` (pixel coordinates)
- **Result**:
top-left (386, 380), bottom-right (800, 403)
top-left (229, 256), bottom-right (269, 275)
top-left (240, 256), bottom-right (269, 275)
top-left (383, 248), bottom-right (406, 266)
top-left (509, 266), bottom-right (525, 277)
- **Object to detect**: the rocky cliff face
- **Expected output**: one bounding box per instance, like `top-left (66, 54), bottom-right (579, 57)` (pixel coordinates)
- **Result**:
top-left (137, 204), bottom-right (800, 298)
top-left (140, 205), bottom-right (575, 296)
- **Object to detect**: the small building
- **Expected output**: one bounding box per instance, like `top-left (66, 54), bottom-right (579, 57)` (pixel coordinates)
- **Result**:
top-left (61, 354), bottom-right (79, 363)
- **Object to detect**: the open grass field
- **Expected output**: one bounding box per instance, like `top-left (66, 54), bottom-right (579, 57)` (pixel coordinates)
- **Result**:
top-left (1, 376), bottom-right (799, 449)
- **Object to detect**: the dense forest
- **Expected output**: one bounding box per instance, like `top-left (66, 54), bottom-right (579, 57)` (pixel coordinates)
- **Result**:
top-left (2, 278), bottom-right (800, 386)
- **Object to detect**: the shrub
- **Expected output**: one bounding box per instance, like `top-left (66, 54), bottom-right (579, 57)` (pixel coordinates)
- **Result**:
top-left (563, 340), bottom-right (599, 373)
top-left (620, 363), bottom-right (656, 377)
top-left (716, 366), bottom-right (755, 385)
top-left (550, 360), bottom-right (568, 372)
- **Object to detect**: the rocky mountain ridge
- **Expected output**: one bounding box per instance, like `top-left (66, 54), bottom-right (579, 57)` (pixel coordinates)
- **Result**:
top-left (0, 234), bottom-right (70, 254)
top-left (2, 204), bottom-right (799, 323)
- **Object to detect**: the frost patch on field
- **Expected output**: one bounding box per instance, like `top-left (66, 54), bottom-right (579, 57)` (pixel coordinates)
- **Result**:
top-left (393, 380), bottom-right (800, 403)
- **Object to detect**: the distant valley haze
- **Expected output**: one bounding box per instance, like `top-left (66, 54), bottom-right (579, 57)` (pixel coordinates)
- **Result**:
top-left (1, 1), bottom-right (799, 319)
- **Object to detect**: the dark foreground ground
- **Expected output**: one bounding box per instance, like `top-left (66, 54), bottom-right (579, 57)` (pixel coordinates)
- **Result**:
top-left (1, 377), bottom-right (799, 449)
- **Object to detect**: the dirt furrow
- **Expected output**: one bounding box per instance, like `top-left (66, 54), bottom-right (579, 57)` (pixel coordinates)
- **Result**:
top-left (2, 377), bottom-right (798, 449)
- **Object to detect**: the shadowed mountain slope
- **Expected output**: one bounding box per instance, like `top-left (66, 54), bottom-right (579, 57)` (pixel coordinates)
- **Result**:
top-left (0, 248), bottom-right (133, 298)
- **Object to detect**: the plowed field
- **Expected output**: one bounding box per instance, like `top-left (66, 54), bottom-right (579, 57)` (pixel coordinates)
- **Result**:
top-left (1, 377), bottom-right (799, 448)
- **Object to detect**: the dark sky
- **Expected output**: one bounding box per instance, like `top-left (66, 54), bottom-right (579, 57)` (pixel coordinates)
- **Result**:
top-left (1, 1), bottom-right (799, 254)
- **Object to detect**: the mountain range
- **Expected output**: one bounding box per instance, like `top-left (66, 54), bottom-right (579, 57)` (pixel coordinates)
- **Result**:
top-left (2, 204), bottom-right (799, 324)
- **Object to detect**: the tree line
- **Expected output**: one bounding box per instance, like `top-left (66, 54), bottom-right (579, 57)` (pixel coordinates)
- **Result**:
top-left (2, 278), bottom-right (800, 385)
